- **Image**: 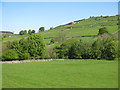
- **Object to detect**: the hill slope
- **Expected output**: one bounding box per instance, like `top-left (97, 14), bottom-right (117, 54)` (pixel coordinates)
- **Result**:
top-left (2, 15), bottom-right (118, 44)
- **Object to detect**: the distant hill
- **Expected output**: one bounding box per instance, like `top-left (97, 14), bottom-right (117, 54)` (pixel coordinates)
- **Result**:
top-left (2, 15), bottom-right (118, 44)
top-left (0, 31), bottom-right (13, 34)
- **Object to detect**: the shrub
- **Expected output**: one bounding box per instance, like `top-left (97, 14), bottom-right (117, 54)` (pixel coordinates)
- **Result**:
top-left (19, 53), bottom-right (30, 60)
top-left (27, 33), bottom-right (46, 58)
top-left (19, 38), bottom-right (28, 53)
top-left (2, 41), bottom-right (12, 52)
top-left (68, 39), bottom-right (92, 59)
top-left (11, 40), bottom-right (20, 53)
top-left (57, 38), bottom-right (78, 59)
top-left (91, 38), bottom-right (103, 59)
top-left (2, 49), bottom-right (19, 61)
top-left (101, 38), bottom-right (118, 60)
top-left (50, 39), bottom-right (55, 44)
top-left (10, 34), bottom-right (46, 60)
top-left (55, 45), bottom-right (61, 59)
top-left (98, 27), bottom-right (109, 35)
top-left (91, 37), bottom-right (118, 60)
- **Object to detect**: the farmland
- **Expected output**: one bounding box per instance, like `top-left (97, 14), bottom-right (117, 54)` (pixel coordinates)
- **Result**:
top-left (2, 16), bottom-right (118, 44)
top-left (2, 59), bottom-right (118, 88)
top-left (1, 15), bottom-right (118, 88)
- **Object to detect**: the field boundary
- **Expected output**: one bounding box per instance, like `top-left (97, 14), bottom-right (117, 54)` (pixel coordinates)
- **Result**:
top-left (0, 59), bottom-right (52, 64)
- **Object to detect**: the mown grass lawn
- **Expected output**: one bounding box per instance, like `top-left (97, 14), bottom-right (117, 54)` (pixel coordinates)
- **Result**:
top-left (2, 60), bottom-right (118, 88)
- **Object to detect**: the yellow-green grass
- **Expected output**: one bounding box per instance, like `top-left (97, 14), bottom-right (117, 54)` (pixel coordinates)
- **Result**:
top-left (2, 60), bottom-right (118, 88)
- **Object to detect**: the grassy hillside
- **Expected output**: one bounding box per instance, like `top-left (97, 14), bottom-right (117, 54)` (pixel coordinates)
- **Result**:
top-left (2, 34), bottom-right (28, 42)
top-left (40, 16), bottom-right (118, 37)
top-left (2, 15), bottom-right (118, 44)
top-left (2, 60), bottom-right (118, 88)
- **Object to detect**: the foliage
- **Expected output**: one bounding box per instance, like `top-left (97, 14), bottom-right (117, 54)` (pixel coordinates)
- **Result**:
top-left (91, 37), bottom-right (118, 60)
top-left (27, 33), bottom-right (46, 58)
top-left (31, 30), bottom-right (35, 34)
top-left (101, 38), bottom-right (118, 60)
top-left (2, 15), bottom-right (118, 60)
top-left (19, 30), bottom-right (24, 35)
top-left (18, 38), bottom-right (29, 59)
top-left (28, 29), bottom-right (32, 35)
top-left (11, 40), bottom-right (20, 53)
top-left (55, 45), bottom-right (61, 59)
top-left (19, 30), bottom-right (35, 35)
top-left (2, 41), bottom-right (12, 52)
top-left (19, 30), bottom-right (27, 35)
top-left (6, 33), bottom-right (46, 60)
top-left (39, 27), bottom-right (45, 32)
top-left (68, 39), bottom-right (92, 59)
top-left (98, 27), bottom-right (109, 35)
top-left (19, 53), bottom-right (30, 60)
top-left (57, 38), bottom-right (77, 59)
top-left (56, 37), bottom-right (118, 60)
top-left (50, 39), bottom-right (55, 44)
top-left (2, 49), bottom-right (19, 61)
top-left (91, 38), bottom-right (102, 59)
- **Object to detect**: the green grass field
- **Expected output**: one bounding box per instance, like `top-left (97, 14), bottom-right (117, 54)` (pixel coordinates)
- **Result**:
top-left (2, 60), bottom-right (118, 88)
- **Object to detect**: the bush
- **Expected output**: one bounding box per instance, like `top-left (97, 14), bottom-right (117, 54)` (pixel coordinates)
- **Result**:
top-left (2, 41), bottom-right (12, 52)
top-left (27, 33), bottom-right (46, 58)
top-left (2, 49), bottom-right (19, 61)
top-left (67, 37), bottom-right (117, 60)
top-left (19, 53), bottom-right (30, 60)
top-left (68, 39), bottom-right (92, 59)
top-left (91, 38), bottom-right (103, 59)
top-left (50, 39), bottom-right (55, 44)
top-left (91, 37), bottom-right (118, 60)
top-left (10, 33), bottom-right (46, 60)
top-left (98, 27), bottom-right (109, 35)
top-left (11, 40), bottom-right (20, 54)
top-left (19, 38), bottom-right (28, 53)
top-left (57, 38), bottom-right (78, 59)
top-left (101, 38), bottom-right (118, 60)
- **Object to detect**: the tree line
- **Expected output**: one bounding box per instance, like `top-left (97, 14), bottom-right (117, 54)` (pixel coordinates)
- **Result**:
top-left (19, 27), bottom-right (45, 35)
top-left (2, 27), bottom-right (118, 61)
top-left (56, 37), bottom-right (118, 60)
top-left (2, 34), bottom-right (118, 61)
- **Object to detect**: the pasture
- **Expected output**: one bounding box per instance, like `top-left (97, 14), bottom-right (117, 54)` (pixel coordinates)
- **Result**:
top-left (2, 60), bottom-right (118, 88)
top-left (2, 16), bottom-right (118, 45)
